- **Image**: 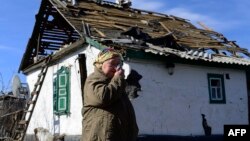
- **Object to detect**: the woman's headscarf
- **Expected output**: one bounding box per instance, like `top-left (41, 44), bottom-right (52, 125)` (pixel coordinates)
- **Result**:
top-left (94, 48), bottom-right (123, 68)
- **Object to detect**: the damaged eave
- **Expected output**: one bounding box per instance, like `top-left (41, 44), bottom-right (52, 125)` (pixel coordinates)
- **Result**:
top-left (145, 43), bottom-right (250, 67)
top-left (22, 38), bottom-right (85, 74)
top-left (19, 0), bottom-right (83, 72)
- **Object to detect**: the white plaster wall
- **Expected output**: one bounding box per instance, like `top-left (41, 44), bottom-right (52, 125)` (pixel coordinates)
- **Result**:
top-left (25, 45), bottom-right (100, 135)
top-left (128, 59), bottom-right (248, 136)
top-left (25, 46), bottom-right (248, 136)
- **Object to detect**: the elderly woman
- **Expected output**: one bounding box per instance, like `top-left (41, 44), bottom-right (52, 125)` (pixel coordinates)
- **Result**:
top-left (82, 48), bottom-right (138, 141)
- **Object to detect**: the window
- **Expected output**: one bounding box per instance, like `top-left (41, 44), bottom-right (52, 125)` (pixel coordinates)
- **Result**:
top-left (53, 66), bottom-right (70, 115)
top-left (207, 73), bottom-right (226, 104)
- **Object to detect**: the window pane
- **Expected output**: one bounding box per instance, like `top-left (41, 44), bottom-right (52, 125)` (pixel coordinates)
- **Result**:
top-left (217, 88), bottom-right (221, 99)
top-left (211, 79), bottom-right (220, 87)
top-left (59, 74), bottom-right (67, 87)
top-left (211, 88), bottom-right (216, 99)
top-left (59, 88), bottom-right (66, 96)
top-left (58, 97), bottom-right (66, 111)
top-left (217, 80), bottom-right (221, 87)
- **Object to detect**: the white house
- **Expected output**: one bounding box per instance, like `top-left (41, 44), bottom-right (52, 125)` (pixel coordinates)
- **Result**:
top-left (16, 0), bottom-right (250, 141)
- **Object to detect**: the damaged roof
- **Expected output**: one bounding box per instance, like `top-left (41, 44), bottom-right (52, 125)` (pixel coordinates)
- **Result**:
top-left (19, 0), bottom-right (250, 72)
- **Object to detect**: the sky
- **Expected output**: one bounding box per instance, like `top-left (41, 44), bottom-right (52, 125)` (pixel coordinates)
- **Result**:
top-left (0, 0), bottom-right (250, 92)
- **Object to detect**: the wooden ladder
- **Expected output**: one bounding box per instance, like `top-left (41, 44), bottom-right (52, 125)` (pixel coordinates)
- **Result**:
top-left (12, 56), bottom-right (51, 141)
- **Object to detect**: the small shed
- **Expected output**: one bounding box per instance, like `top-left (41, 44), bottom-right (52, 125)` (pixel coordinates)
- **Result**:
top-left (0, 95), bottom-right (26, 139)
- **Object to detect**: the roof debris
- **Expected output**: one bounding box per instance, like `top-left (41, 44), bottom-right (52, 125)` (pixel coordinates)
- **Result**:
top-left (19, 0), bottom-right (250, 71)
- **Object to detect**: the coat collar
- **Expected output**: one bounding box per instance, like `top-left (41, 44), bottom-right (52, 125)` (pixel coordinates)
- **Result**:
top-left (94, 67), bottom-right (111, 81)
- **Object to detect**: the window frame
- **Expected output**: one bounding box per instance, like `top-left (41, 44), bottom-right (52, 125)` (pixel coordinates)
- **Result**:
top-left (207, 73), bottom-right (226, 104)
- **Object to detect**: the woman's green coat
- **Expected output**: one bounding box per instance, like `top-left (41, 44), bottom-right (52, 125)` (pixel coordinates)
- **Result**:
top-left (82, 68), bottom-right (138, 141)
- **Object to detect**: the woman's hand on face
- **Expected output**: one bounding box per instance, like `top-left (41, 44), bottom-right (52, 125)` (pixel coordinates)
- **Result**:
top-left (114, 68), bottom-right (125, 78)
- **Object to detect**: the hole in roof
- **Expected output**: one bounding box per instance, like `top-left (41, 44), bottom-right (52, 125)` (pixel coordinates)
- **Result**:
top-left (48, 15), bottom-right (54, 22)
